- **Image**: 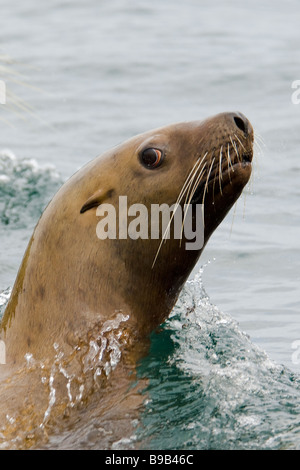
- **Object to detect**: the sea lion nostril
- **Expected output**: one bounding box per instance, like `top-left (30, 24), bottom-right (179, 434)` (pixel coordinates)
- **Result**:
top-left (233, 116), bottom-right (247, 135)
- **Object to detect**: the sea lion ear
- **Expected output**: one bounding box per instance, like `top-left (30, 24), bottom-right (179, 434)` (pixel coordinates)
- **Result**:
top-left (80, 188), bottom-right (114, 214)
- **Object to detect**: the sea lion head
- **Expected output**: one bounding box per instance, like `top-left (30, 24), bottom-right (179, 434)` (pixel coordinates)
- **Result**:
top-left (78, 111), bottom-right (254, 332)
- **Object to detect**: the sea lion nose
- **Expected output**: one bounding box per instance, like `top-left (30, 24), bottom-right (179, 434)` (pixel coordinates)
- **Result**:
top-left (231, 112), bottom-right (252, 137)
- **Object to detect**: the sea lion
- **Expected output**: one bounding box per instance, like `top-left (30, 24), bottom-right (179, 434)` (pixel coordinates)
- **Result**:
top-left (0, 111), bottom-right (254, 448)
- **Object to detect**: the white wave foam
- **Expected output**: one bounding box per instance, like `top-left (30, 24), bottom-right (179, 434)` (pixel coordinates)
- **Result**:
top-left (0, 150), bottom-right (62, 227)
top-left (0, 287), bottom-right (11, 319)
top-left (137, 269), bottom-right (300, 450)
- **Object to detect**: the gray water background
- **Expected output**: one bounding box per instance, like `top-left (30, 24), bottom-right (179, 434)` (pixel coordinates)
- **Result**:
top-left (0, 0), bottom-right (300, 449)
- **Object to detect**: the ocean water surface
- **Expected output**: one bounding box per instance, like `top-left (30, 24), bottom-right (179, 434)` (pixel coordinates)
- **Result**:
top-left (0, 0), bottom-right (300, 450)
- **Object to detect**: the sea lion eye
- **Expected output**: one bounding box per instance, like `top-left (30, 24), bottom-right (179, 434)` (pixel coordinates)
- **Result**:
top-left (140, 148), bottom-right (163, 169)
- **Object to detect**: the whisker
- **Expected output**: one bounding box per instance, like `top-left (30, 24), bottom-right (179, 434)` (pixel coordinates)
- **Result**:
top-left (202, 157), bottom-right (215, 207)
top-left (230, 136), bottom-right (240, 160)
top-left (254, 131), bottom-right (265, 146)
top-left (179, 164), bottom-right (204, 243)
top-left (227, 144), bottom-right (234, 170)
top-left (226, 144), bottom-right (233, 183)
top-left (176, 153), bottom-right (207, 207)
top-left (152, 153), bottom-right (207, 268)
top-left (253, 139), bottom-right (263, 157)
top-left (180, 153), bottom-right (208, 222)
top-left (180, 162), bottom-right (207, 243)
top-left (199, 157), bottom-right (215, 231)
top-left (218, 145), bottom-right (223, 195)
top-left (234, 133), bottom-right (246, 151)
top-left (253, 136), bottom-right (263, 177)
top-left (0, 116), bottom-right (15, 128)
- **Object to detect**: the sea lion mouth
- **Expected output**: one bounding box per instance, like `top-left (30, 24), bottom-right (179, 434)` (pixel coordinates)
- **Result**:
top-left (221, 149), bottom-right (253, 177)
top-left (241, 151), bottom-right (252, 164)
top-left (190, 143), bottom-right (253, 205)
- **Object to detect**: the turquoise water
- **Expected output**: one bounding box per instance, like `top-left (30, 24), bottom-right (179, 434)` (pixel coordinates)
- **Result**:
top-left (137, 277), bottom-right (300, 450)
top-left (1, 0), bottom-right (300, 449)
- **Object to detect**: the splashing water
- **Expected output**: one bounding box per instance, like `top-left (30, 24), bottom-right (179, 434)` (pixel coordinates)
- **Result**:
top-left (0, 288), bottom-right (11, 320)
top-left (136, 271), bottom-right (300, 450)
top-left (83, 313), bottom-right (130, 379)
top-left (0, 149), bottom-right (61, 228)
